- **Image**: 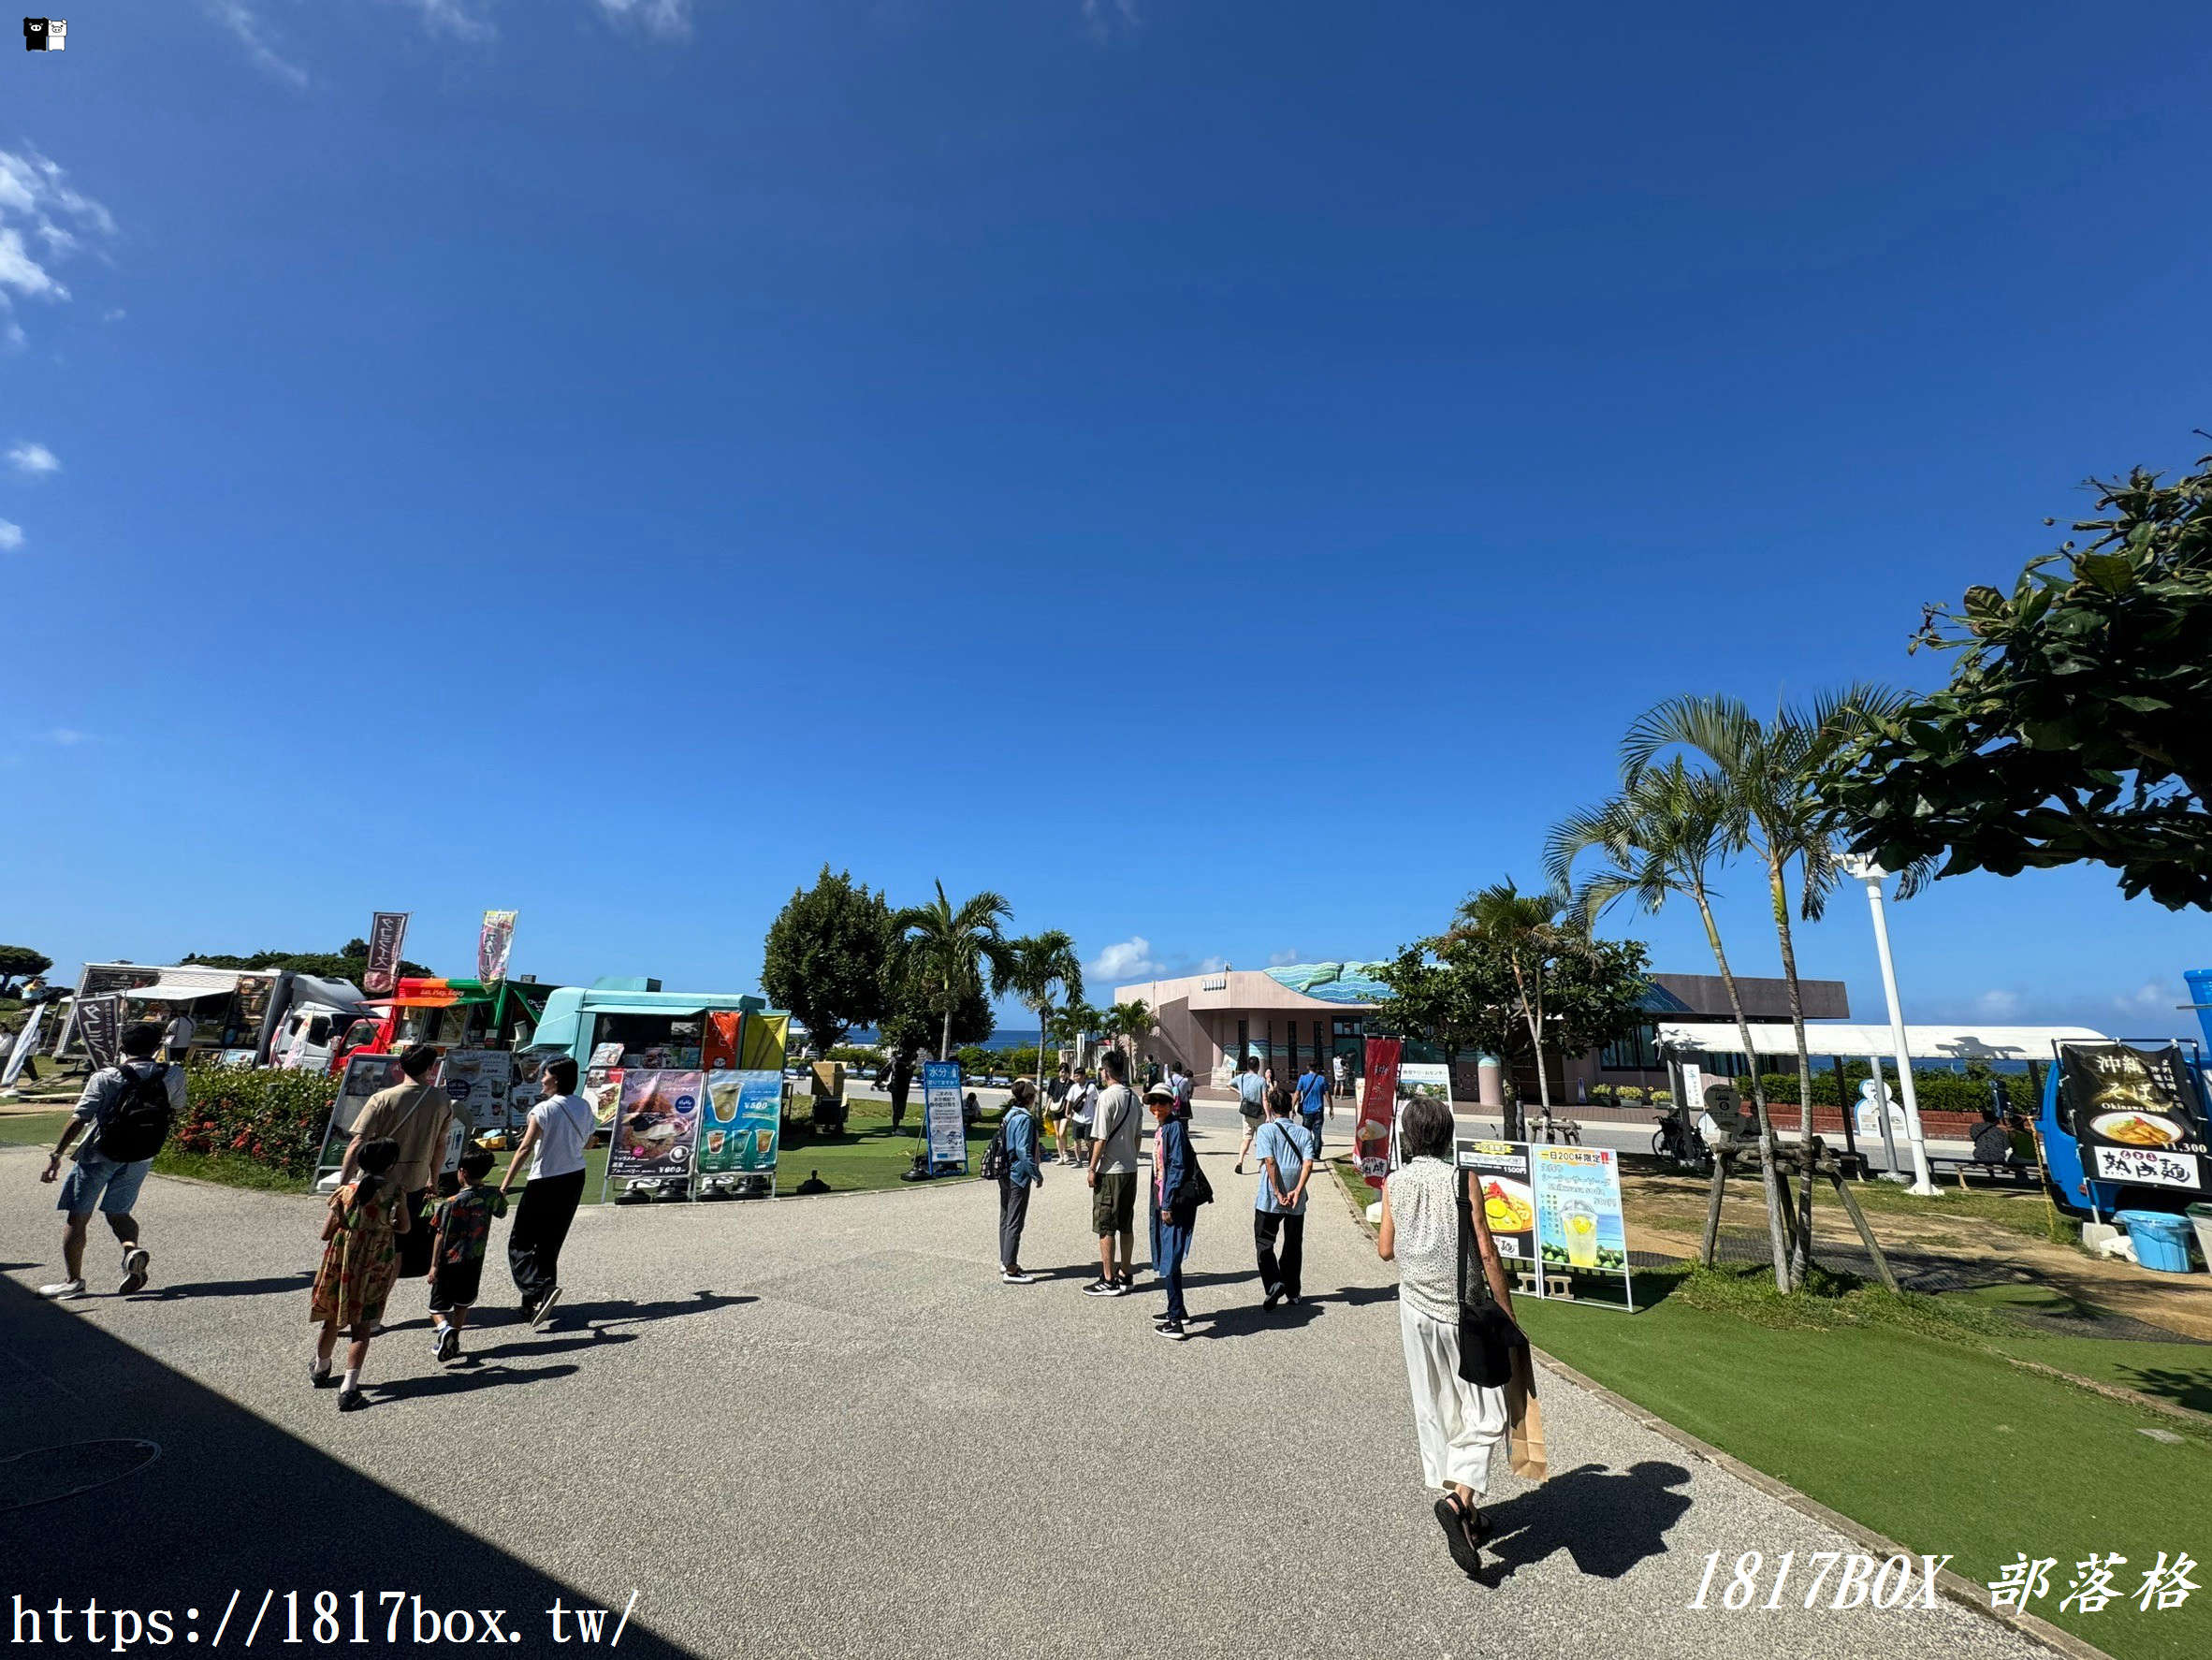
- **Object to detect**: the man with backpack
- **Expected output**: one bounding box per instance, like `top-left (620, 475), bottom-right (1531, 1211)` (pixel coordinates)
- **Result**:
top-left (37, 1022), bottom-right (183, 1300)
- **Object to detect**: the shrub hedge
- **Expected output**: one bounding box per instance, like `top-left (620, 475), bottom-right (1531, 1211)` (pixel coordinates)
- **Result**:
top-left (174, 1064), bottom-right (340, 1180)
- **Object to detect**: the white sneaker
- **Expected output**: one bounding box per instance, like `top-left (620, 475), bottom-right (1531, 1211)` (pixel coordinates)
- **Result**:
top-left (39, 1279), bottom-right (87, 1301)
top-left (1000, 1270), bottom-right (1037, 1284)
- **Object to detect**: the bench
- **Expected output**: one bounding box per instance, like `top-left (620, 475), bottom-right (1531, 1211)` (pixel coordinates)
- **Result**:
top-left (1927, 1153), bottom-right (2037, 1190)
top-left (1514, 1268), bottom-right (1575, 1299)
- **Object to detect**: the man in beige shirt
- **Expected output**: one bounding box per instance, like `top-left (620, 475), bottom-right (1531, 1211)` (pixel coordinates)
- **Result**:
top-left (342, 1043), bottom-right (450, 1280)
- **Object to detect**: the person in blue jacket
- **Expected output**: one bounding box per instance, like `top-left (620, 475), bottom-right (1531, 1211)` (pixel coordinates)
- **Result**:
top-left (1148, 1082), bottom-right (1201, 1339)
top-left (998, 1081), bottom-right (1043, 1284)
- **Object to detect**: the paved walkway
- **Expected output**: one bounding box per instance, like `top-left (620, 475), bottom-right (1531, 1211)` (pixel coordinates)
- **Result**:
top-left (2, 1139), bottom-right (2044, 1660)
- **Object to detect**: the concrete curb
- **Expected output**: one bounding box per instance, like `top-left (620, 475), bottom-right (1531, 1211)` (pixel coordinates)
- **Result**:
top-left (1327, 1154), bottom-right (2111, 1660)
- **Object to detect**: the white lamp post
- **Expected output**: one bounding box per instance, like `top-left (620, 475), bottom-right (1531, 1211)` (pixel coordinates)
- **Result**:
top-left (1838, 853), bottom-right (1938, 1197)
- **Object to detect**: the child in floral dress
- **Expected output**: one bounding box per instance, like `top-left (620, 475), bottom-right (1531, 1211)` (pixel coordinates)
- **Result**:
top-left (310, 1136), bottom-right (408, 1411)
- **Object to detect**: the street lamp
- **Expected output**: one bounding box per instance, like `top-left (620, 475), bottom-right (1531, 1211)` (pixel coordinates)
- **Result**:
top-left (1837, 853), bottom-right (1939, 1197)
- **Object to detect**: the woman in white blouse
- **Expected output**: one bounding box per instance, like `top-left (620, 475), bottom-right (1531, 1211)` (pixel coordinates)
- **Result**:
top-left (1377, 1092), bottom-right (1515, 1574)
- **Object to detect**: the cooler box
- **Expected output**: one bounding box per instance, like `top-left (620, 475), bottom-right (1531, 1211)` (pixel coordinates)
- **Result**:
top-left (2116, 1210), bottom-right (2195, 1274)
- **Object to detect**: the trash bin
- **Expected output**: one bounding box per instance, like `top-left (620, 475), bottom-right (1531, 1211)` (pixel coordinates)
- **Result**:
top-left (2116, 1210), bottom-right (2195, 1274)
top-left (2188, 1204), bottom-right (2212, 1274)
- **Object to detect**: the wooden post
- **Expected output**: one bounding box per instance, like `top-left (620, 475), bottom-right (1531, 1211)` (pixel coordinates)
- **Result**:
top-left (1700, 1145), bottom-right (1728, 1268)
top-left (1826, 1168), bottom-right (1899, 1292)
top-left (1833, 1055), bottom-right (1857, 1167)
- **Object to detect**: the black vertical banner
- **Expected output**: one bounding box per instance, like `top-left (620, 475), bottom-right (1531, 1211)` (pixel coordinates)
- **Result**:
top-left (364, 912), bottom-right (409, 996)
top-left (78, 995), bottom-right (124, 1070)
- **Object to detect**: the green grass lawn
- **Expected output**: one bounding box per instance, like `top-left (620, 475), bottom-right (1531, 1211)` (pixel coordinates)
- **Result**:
top-left (1518, 1265), bottom-right (2212, 1660)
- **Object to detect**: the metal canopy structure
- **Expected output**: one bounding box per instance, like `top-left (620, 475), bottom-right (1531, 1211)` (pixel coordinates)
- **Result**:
top-left (1654, 1021), bottom-right (2110, 1062)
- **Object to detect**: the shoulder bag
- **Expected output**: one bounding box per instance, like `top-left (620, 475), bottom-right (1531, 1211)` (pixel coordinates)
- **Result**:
top-left (1454, 1170), bottom-right (1523, 1389)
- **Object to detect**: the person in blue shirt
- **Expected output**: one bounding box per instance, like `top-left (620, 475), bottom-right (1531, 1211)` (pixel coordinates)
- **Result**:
top-left (997, 1081), bottom-right (1043, 1284)
top-left (1149, 1083), bottom-right (1201, 1339)
top-left (1232, 1055), bottom-right (1269, 1172)
top-left (1294, 1060), bottom-right (1330, 1160)
top-left (1254, 1086), bottom-right (1317, 1307)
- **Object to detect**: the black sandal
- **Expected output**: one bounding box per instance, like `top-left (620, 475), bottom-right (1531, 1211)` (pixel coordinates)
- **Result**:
top-left (1433, 1493), bottom-right (1482, 1575)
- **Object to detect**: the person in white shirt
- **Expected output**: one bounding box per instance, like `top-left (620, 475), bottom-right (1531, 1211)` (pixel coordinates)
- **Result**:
top-left (497, 1055), bottom-right (595, 1328)
top-left (163, 1005), bottom-right (196, 1063)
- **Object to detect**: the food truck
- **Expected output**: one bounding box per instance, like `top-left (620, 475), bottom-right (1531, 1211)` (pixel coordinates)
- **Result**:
top-left (338, 975), bottom-right (559, 1063)
top-left (55, 962), bottom-right (367, 1067)
top-left (2037, 970), bottom-right (2212, 1220)
top-left (521, 979), bottom-right (789, 1074)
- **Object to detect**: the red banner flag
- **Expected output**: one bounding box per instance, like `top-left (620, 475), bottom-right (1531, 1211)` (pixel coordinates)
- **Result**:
top-left (1357, 1037), bottom-right (1403, 1190)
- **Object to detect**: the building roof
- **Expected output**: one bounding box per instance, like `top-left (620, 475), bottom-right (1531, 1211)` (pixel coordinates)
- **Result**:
top-left (1655, 1020), bottom-right (2107, 1060)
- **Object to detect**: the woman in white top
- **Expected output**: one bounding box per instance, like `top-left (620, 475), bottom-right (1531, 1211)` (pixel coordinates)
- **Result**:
top-left (498, 1055), bottom-right (597, 1329)
top-left (1378, 1093), bottom-right (1514, 1575)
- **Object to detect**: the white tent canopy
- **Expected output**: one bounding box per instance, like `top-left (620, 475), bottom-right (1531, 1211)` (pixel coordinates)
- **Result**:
top-left (1654, 1021), bottom-right (2110, 1063)
top-left (118, 967), bottom-right (247, 1001)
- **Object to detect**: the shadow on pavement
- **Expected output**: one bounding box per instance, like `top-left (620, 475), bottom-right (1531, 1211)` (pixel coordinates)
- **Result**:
top-left (0, 1275), bottom-right (698, 1653)
top-left (135, 1270), bottom-right (315, 1303)
top-left (369, 1360), bottom-right (584, 1402)
top-left (1477, 1460), bottom-right (1694, 1583)
top-left (557, 1289), bottom-right (756, 1331)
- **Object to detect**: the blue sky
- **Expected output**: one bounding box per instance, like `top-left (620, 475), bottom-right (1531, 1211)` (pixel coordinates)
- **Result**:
top-left (4, 2), bottom-right (2207, 1036)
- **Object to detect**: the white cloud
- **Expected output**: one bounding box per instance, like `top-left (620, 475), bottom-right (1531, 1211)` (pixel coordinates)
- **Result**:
top-left (1090, 937), bottom-right (1166, 982)
top-left (206, 3), bottom-right (311, 90)
top-left (595, 0), bottom-right (691, 38)
top-left (1197, 956), bottom-right (1230, 974)
top-left (1974, 989), bottom-right (2023, 1019)
top-left (0, 520), bottom-right (22, 552)
top-left (406, 0), bottom-right (497, 40)
top-left (7, 442), bottom-right (60, 476)
top-left (102, 308), bottom-right (125, 323)
top-left (1082, 0), bottom-right (1141, 41)
top-left (1267, 949), bottom-right (1302, 968)
top-left (40, 727), bottom-right (89, 745)
top-left (0, 151), bottom-right (116, 342)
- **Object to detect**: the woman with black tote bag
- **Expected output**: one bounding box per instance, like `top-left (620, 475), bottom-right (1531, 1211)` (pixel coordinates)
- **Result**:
top-left (1377, 1093), bottom-right (1521, 1576)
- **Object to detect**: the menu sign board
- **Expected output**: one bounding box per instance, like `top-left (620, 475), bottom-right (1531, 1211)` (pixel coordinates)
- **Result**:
top-left (1457, 1140), bottom-right (1535, 1264)
top-left (2063, 1042), bottom-right (2210, 1195)
top-left (606, 1070), bottom-right (703, 1183)
top-left (700, 1070), bottom-right (782, 1174)
top-left (440, 1048), bottom-right (516, 1134)
top-left (314, 1051), bottom-right (441, 1188)
top-left (1456, 1138), bottom-right (1634, 1308)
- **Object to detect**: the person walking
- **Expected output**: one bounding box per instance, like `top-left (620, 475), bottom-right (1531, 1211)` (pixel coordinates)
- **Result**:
top-left (310, 1135), bottom-right (407, 1411)
top-left (1231, 1055), bottom-right (1266, 1173)
top-left (1253, 1085), bottom-right (1316, 1308)
top-left (996, 1080), bottom-right (1043, 1283)
top-left (1046, 1062), bottom-right (1073, 1164)
top-left (1332, 1051), bottom-right (1350, 1103)
top-left (428, 1146), bottom-right (506, 1362)
top-left (1083, 1050), bottom-right (1142, 1297)
top-left (1378, 1093), bottom-right (1515, 1575)
top-left (1149, 1082), bottom-right (1205, 1339)
top-left (37, 1022), bottom-right (182, 1300)
top-left (499, 1055), bottom-right (594, 1327)
top-left (1064, 1068), bottom-right (1097, 1169)
top-left (1169, 1058), bottom-right (1195, 1121)
top-left (341, 1043), bottom-right (451, 1287)
top-left (1295, 1056), bottom-right (1329, 1160)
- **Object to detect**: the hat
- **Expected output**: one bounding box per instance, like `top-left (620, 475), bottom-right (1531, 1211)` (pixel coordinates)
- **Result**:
top-left (1143, 1083), bottom-right (1176, 1103)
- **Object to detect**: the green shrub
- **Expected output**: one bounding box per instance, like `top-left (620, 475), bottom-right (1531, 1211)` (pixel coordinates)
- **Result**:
top-left (175, 1066), bottom-right (339, 1179)
top-left (1747, 1069), bottom-right (2034, 1114)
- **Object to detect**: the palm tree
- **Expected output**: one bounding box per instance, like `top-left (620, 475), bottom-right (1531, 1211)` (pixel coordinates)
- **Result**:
top-left (999, 931), bottom-right (1084, 1085)
top-left (1546, 759), bottom-right (1797, 1290)
top-left (891, 881), bottom-right (1014, 1062)
top-left (1452, 879), bottom-right (1578, 1136)
top-left (1054, 997), bottom-right (1101, 1070)
top-left (1103, 999), bottom-right (1154, 1076)
top-left (1623, 687), bottom-right (1907, 1275)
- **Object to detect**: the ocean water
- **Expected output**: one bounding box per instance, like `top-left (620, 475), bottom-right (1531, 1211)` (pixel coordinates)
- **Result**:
top-left (846, 1028), bottom-right (1044, 1051)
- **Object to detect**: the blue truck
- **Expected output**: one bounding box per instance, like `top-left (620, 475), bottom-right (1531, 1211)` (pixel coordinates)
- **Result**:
top-left (2036, 968), bottom-right (2212, 1220)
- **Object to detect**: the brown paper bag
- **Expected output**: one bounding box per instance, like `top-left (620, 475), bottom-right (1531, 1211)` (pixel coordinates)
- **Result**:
top-left (1506, 1349), bottom-right (1548, 1482)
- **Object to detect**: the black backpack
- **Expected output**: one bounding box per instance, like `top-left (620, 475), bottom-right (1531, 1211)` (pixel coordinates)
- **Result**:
top-left (980, 1118), bottom-right (1011, 1181)
top-left (97, 1062), bottom-right (176, 1163)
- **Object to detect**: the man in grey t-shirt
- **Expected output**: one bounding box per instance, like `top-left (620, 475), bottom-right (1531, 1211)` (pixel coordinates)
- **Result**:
top-left (1083, 1050), bottom-right (1142, 1296)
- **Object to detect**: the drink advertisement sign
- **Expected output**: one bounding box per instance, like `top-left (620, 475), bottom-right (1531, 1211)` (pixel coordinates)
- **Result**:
top-left (922, 1061), bottom-right (968, 1170)
top-left (606, 1069), bottom-right (703, 1183)
top-left (1531, 1144), bottom-right (1629, 1276)
top-left (1356, 1038), bottom-right (1403, 1190)
top-left (700, 1070), bottom-right (782, 1174)
top-left (1456, 1140), bottom-right (1536, 1264)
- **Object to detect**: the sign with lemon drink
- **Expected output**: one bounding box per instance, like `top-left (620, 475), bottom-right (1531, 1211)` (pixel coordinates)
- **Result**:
top-left (1458, 1139), bottom-right (1634, 1308)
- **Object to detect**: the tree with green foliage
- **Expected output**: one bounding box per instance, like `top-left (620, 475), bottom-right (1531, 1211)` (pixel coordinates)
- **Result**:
top-left (997, 930), bottom-right (1084, 1084)
top-left (1547, 759), bottom-right (1795, 1290)
top-left (1829, 444), bottom-right (2212, 910)
top-left (1101, 999), bottom-right (1154, 1075)
top-left (1052, 997), bottom-right (1101, 1067)
top-left (878, 977), bottom-right (995, 1129)
top-left (1451, 880), bottom-right (1583, 1136)
top-left (0, 944), bottom-right (51, 997)
top-left (181, 944), bottom-right (434, 983)
top-left (760, 865), bottom-right (895, 1056)
top-left (891, 882), bottom-right (1014, 1061)
top-left (1624, 685), bottom-right (1906, 1275)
